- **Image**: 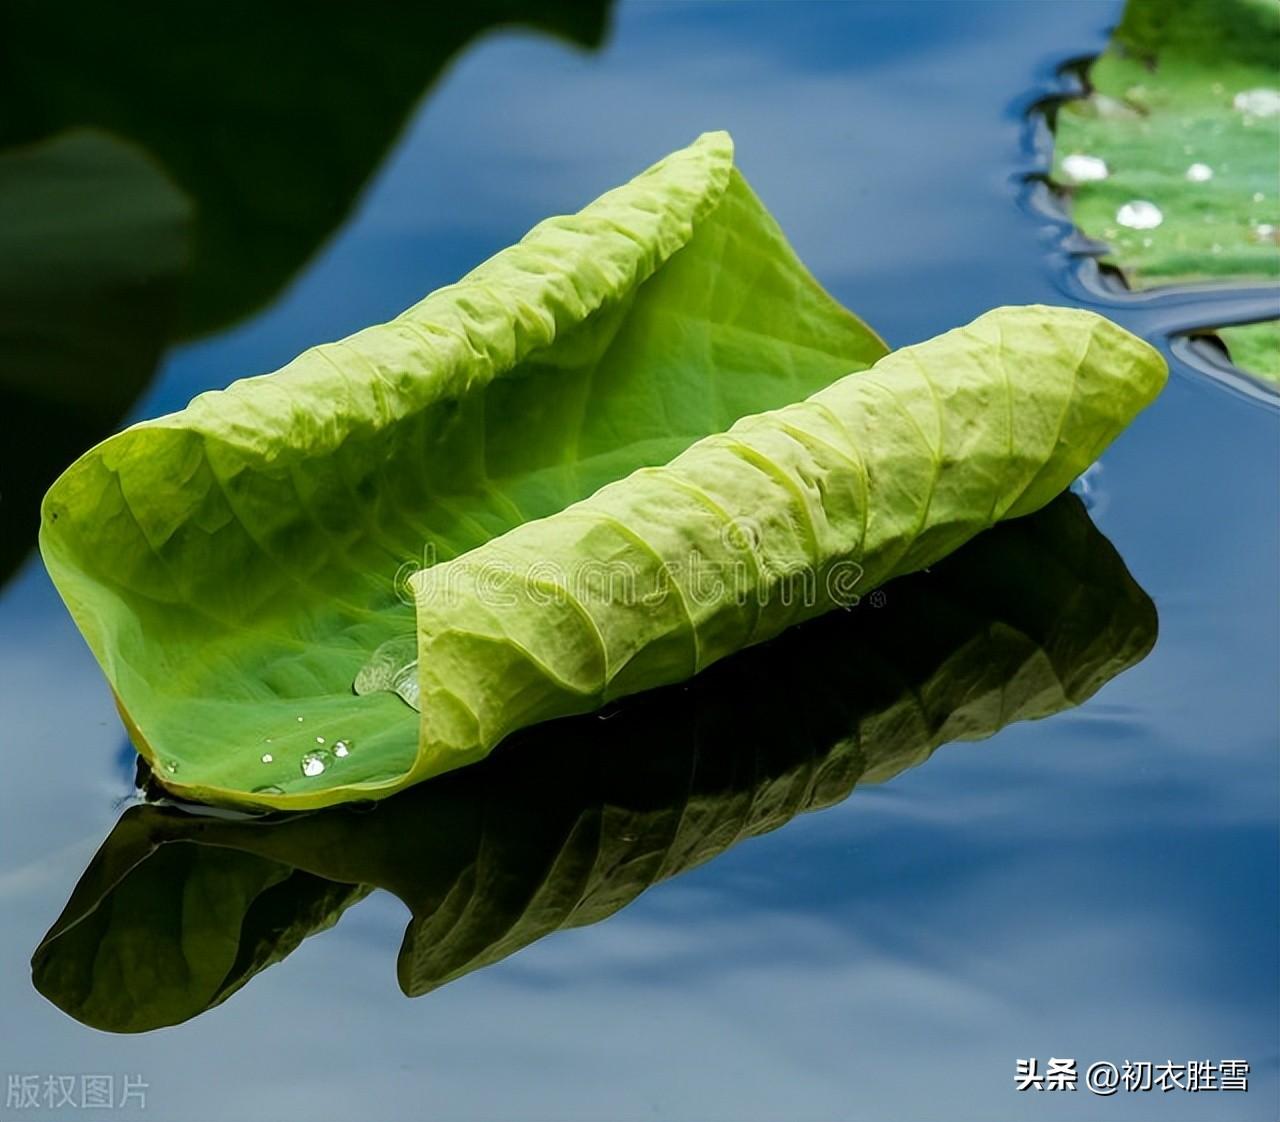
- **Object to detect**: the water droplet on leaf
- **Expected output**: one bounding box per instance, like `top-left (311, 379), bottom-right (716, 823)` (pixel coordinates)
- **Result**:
top-left (1116, 200), bottom-right (1163, 230)
top-left (1184, 162), bottom-right (1213, 182)
top-left (334, 741), bottom-right (350, 758)
top-left (261, 753), bottom-right (274, 764)
top-left (300, 750), bottom-right (332, 778)
top-left (1233, 88), bottom-right (1280, 117)
top-left (1061, 153), bottom-right (1109, 183)
top-left (354, 635), bottom-right (421, 712)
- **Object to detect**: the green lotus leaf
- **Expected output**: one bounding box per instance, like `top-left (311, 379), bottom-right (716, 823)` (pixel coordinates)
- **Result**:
top-left (1053, 0), bottom-right (1279, 290)
top-left (1217, 321), bottom-right (1280, 381)
top-left (1050, 0), bottom-right (1280, 383)
top-left (32, 494), bottom-right (1158, 1033)
top-left (40, 132), bottom-right (1164, 811)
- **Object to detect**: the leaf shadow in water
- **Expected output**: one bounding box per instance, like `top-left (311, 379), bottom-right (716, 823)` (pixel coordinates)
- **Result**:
top-left (31, 493), bottom-right (1157, 1033)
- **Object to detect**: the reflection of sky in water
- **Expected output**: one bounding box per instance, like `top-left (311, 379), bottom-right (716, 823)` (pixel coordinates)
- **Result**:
top-left (0, 2), bottom-right (1275, 1120)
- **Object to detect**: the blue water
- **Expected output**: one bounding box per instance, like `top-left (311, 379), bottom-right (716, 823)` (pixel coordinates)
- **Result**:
top-left (1, 2), bottom-right (1276, 1119)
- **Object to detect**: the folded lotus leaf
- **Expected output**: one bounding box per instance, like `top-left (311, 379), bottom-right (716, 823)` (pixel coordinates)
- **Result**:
top-left (40, 132), bottom-right (1165, 811)
top-left (406, 303), bottom-right (1166, 780)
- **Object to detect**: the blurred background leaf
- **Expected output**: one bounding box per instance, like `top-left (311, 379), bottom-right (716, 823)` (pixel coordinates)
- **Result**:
top-left (0, 0), bottom-right (611, 585)
top-left (0, 130), bottom-right (189, 581)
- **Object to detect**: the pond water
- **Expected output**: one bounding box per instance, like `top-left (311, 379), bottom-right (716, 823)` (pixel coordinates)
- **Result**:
top-left (1, 3), bottom-right (1277, 1120)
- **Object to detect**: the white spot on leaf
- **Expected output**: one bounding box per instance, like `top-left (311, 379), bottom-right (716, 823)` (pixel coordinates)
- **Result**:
top-left (1061, 153), bottom-right (1109, 183)
top-left (1116, 201), bottom-right (1163, 230)
top-left (1233, 88), bottom-right (1280, 118)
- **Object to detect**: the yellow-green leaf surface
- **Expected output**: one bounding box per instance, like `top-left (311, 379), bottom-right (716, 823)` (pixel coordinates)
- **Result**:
top-left (41, 132), bottom-right (888, 810)
top-left (33, 495), bottom-right (1158, 1032)
top-left (404, 305), bottom-right (1165, 783)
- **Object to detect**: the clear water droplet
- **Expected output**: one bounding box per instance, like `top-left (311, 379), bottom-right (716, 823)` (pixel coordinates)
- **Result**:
top-left (315, 736), bottom-right (326, 744)
top-left (296, 716), bottom-right (304, 723)
top-left (261, 753), bottom-right (274, 764)
top-left (1254, 223), bottom-right (1276, 241)
top-left (1253, 192), bottom-right (1266, 203)
top-left (1233, 88), bottom-right (1280, 117)
top-left (1061, 153), bottom-right (1109, 183)
top-left (252, 784), bottom-right (284, 796)
top-left (163, 759), bottom-right (179, 774)
top-left (354, 635), bottom-right (420, 711)
top-left (1116, 200), bottom-right (1163, 230)
top-left (300, 749), bottom-right (332, 778)
top-left (1185, 162), bottom-right (1213, 182)
top-left (1071, 463), bottom-right (1105, 512)
top-left (333, 741), bottom-right (350, 758)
